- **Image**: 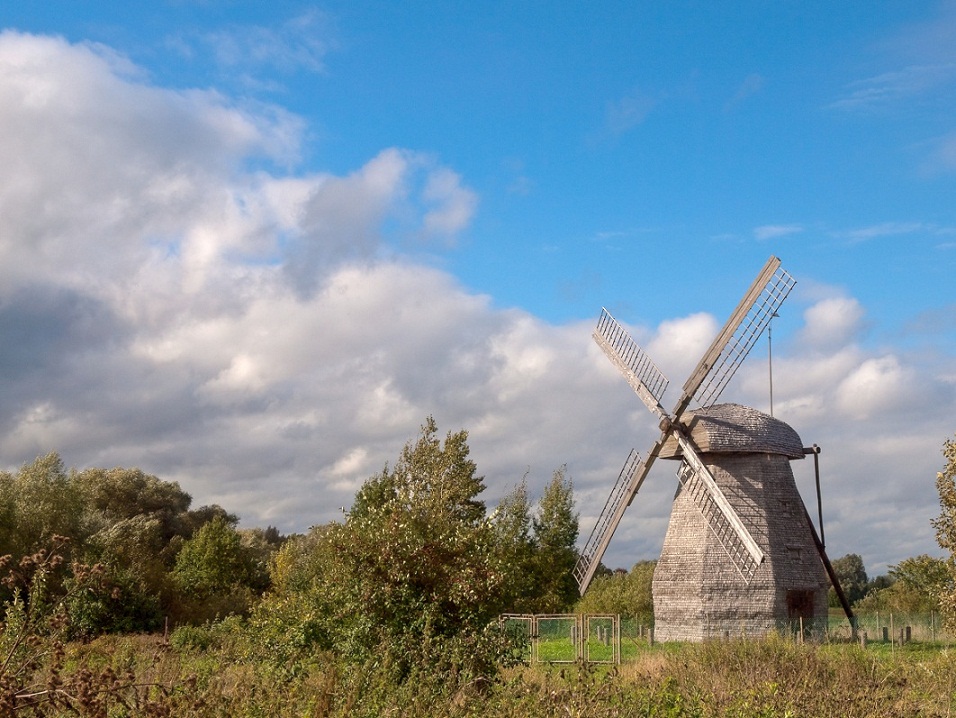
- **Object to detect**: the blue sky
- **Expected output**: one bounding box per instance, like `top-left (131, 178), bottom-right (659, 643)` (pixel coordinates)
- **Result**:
top-left (1, 1), bottom-right (954, 575)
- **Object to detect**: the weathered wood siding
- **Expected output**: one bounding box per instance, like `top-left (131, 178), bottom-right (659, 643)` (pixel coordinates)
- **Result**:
top-left (652, 404), bottom-right (829, 642)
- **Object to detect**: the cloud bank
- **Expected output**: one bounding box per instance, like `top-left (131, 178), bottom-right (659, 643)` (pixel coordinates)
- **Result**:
top-left (1, 31), bottom-right (953, 574)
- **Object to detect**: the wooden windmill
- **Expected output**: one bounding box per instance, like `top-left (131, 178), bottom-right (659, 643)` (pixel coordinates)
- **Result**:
top-left (574, 256), bottom-right (852, 640)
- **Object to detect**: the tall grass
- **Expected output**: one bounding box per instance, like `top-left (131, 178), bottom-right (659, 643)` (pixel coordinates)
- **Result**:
top-left (6, 630), bottom-right (953, 716)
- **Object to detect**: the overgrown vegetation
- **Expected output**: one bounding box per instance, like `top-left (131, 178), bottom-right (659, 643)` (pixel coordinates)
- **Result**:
top-left (0, 454), bottom-right (281, 633)
top-left (2, 425), bottom-right (955, 715)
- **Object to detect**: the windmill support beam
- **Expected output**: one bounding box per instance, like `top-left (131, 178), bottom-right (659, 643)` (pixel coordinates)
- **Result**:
top-left (803, 506), bottom-right (855, 623)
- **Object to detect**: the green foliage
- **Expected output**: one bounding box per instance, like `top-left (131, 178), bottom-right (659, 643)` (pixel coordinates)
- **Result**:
top-left (828, 553), bottom-right (868, 607)
top-left (66, 563), bottom-right (164, 636)
top-left (0, 453), bottom-right (86, 560)
top-left (574, 560), bottom-right (656, 621)
top-left (854, 554), bottom-right (951, 615)
top-left (932, 433), bottom-right (956, 627)
top-left (73, 466), bottom-right (192, 535)
top-left (1, 452), bottom-right (275, 637)
top-left (529, 466), bottom-right (579, 613)
top-left (492, 478), bottom-right (538, 613)
top-left (255, 417), bottom-right (511, 678)
top-left (173, 516), bottom-right (267, 624)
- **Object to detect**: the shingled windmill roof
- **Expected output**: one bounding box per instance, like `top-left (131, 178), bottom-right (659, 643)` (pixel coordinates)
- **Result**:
top-left (659, 403), bottom-right (805, 460)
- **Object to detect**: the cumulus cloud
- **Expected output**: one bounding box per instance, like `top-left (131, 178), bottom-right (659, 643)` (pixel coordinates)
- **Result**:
top-left (0, 31), bottom-right (952, 576)
top-left (799, 297), bottom-right (866, 348)
top-left (834, 355), bottom-right (915, 420)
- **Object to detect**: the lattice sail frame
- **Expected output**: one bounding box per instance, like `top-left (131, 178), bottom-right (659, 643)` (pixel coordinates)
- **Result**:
top-left (572, 449), bottom-right (644, 588)
top-left (574, 256), bottom-right (795, 595)
top-left (690, 263), bottom-right (796, 408)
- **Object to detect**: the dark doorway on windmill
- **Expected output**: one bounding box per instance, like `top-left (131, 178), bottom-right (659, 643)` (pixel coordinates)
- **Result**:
top-left (787, 589), bottom-right (815, 636)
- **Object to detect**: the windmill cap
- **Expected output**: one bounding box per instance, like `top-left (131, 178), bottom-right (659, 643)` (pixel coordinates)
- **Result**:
top-left (659, 403), bottom-right (805, 460)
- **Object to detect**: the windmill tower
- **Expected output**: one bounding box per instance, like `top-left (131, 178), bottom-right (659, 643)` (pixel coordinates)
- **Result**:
top-left (574, 256), bottom-right (850, 640)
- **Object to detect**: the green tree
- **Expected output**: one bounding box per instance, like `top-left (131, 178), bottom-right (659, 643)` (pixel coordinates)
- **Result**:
top-left (855, 555), bottom-right (951, 615)
top-left (932, 434), bottom-right (956, 626)
top-left (829, 553), bottom-right (868, 607)
top-left (172, 516), bottom-right (264, 623)
top-left (73, 467), bottom-right (192, 528)
top-left (1, 453), bottom-right (86, 559)
top-left (492, 478), bottom-right (537, 613)
top-left (255, 418), bottom-right (507, 676)
top-left (574, 560), bottom-right (656, 621)
top-left (66, 515), bottom-right (168, 634)
top-left (531, 466), bottom-right (579, 613)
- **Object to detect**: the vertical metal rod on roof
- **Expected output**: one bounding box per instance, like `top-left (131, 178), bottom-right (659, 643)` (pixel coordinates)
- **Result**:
top-left (768, 312), bottom-right (778, 416)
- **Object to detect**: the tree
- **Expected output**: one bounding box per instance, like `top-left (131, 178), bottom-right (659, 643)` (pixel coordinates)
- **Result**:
top-left (73, 467), bottom-right (192, 528)
top-left (66, 515), bottom-right (168, 634)
top-left (1, 454), bottom-right (86, 559)
top-left (531, 466), bottom-right (579, 612)
top-left (172, 516), bottom-right (265, 623)
top-left (492, 478), bottom-right (537, 613)
top-left (932, 434), bottom-right (956, 626)
top-left (257, 418), bottom-right (508, 676)
top-left (829, 553), bottom-right (868, 607)
top-left (574, 560), bottom-right (656, 621)
top-left (854, 555), bottom-right (951, 615)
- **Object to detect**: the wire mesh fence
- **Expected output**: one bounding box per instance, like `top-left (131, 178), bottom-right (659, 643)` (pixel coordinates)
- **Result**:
top-left (499, 614), bottom-right (621, 664)
top-left (501, 612), bottom-right (953, 666)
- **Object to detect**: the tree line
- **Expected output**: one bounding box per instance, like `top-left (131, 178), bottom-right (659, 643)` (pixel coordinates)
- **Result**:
top-left (2, 423), bottom-right (955, 680)
top-left (1, 418), bottom-right (581, 673)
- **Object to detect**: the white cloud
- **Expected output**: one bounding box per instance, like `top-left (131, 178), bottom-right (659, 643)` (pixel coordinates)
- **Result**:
top-left (647, 313), bottom-right (720, 388)
top-left (829, 64), bottom-right (956, 111)
top-left (834, 355), bottom-right (914, 420)
top-left (754, 224), bottom-right (803, 241)
top-left (169, 10), bottom-right (333, 88)
top-left (422, 167), bottom-right (478, 237)
top-left (799, 297), bottom-right (866, 348)
top-left (0, 31), bottom-right (952, 578)
top-left (835, 221), bottom-right (925, 242)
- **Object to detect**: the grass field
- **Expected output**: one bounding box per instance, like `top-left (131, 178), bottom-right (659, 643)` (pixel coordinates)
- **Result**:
top-left (30, 631), bottom-right (956, 717)
top-left (6, 617), bottom-right (956, 716)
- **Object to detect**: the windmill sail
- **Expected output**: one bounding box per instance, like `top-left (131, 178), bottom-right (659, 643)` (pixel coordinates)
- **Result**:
top-left (680, 256), bottom-right (796, 412)
top-left (676, 457), bottom-right (762, 582)
top-left (574, 311), bottom-right (672, 592)
top-left (593, 308), bottom-right (669, 412)
top-left (573, 448), bottom-right (646, 591)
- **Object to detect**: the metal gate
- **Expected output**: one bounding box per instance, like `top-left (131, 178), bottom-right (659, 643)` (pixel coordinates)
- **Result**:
top-left (499, 614), bottom-right (620, 664)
